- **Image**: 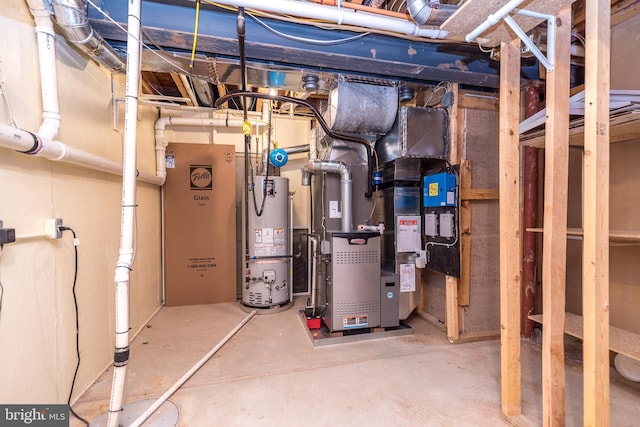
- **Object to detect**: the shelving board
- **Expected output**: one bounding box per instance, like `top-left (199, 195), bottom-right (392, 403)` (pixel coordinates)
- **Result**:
top-left (521, 110), bottom-right (640, 148)
top-left (529, 312), bottom-right (640, 361)
top-left (526, 228), bottom-right (640, 243)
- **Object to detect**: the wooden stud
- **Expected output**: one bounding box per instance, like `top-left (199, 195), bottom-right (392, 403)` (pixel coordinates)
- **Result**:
top-left (170, 72), bottom-right (194, 106)
top-left (445, 83), bottom-right (461, 340)
top-left (460, 188), bottom-right (499, 201)
top-left (459, 159), bottom-right (472, 307)
top-left (582, 0), bottom-right (611, 425)
top-left (499, 36), bottom-right (522, 418)
top-left (445, 276), bottom-right (459, 341)
top-left (540, 7), bottom-right (572, 427)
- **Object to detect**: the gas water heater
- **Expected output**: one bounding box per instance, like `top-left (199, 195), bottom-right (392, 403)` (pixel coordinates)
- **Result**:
top-left (243, 176), bottom-right (291, 308)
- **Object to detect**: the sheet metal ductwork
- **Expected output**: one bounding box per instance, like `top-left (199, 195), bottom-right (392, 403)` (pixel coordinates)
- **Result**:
top-left (327, 81), bottom-right (398, 135)
top-left (51, 0), bottom-right (126, 73)
top-left (406, 0), bottom-right (458, 26)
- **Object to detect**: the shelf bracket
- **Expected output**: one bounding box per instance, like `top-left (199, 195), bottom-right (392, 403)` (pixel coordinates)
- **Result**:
top-left (465, 4), bottom-right (556, 72)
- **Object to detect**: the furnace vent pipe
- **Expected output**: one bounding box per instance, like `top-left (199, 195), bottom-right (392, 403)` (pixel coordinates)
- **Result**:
top-left (209, 0), bottom-right (449, 39)
top-left (51, 0), bottom-right (126, 73)
top-left (307, 159), bottom-right (352, 233)
top-left (26, 0), bottom-right (60, 140)
top-left (406, 0), bottom-right (458, 26)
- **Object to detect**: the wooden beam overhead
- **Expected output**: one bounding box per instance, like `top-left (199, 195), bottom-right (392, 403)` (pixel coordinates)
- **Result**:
top-left (441, 0), bottom-right (575, 45)
top-left (540, 6), bottom-right (572, 426)
top-left (582, 0), bottom-right (611, 424)
top-left (498, 36), bottom-right (522, 418)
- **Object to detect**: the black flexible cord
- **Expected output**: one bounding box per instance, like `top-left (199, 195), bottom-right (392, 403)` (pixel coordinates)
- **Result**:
top-left (59, 226), bottom-right (89, 427)
top-left (237, 8), bottom-right (248, 120)
top-left (215, 91), bottom-right (375, 198)
top-left (0, 245), bottom-right (4, 320)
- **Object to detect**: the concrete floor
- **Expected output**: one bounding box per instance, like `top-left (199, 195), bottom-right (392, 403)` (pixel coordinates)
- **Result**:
top-left (73, 298), bottom-right (640, 426)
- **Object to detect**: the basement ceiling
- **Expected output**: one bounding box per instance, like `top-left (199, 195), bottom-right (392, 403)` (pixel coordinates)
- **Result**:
top-left (81, 0), bottom-right (601, 110)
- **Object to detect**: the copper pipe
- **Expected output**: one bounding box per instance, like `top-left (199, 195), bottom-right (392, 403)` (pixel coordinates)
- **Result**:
top-left (522, 84), bottom-right (540, 339)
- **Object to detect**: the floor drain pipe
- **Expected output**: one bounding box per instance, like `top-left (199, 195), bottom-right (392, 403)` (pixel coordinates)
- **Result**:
top-left (107, 0), bottom-right (141, 425)
top-left (129, 311), bottom-right (257, 427)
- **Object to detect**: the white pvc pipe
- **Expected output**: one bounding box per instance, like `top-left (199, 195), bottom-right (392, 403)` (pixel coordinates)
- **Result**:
top-left (129, 310), bottom-right (257, 427)
top-left (1, 0), bottom-right (163, 186)
top-left (26, 0), bottom-right (61, 141)
top-left (211, 0), bottom-right (449, 39)
top-left (0, 123), bottom-right (163, 185)
top-left (107, 0), bottom-right (142, 425)
top-left (307, 159), bottom-right (352, 233)
top-left (465, 0), bottom-right (527, 42)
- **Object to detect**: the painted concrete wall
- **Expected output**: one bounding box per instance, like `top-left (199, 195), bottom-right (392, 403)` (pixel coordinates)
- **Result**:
top-left (0, 1), bottom-right (161, 404)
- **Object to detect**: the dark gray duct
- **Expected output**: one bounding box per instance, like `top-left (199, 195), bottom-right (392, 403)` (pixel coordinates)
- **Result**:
top-left (51, 0), bottom-right (126, 73)
top-left (406, 0), bottom-right (458, 26)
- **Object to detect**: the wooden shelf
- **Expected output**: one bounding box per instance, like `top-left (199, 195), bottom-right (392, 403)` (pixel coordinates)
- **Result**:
top-left (529, 312), bottom-right (640, 361)
top-left (521, 110), bottom-right (640, 147)
top-left (526, 227), bottom-right (640, 243)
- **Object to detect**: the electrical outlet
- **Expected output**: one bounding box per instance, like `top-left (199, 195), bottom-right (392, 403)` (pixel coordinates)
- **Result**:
top-left (0, 220), bottom-right (16, 245)
top-left (45, 218), bottom-right (63, 239)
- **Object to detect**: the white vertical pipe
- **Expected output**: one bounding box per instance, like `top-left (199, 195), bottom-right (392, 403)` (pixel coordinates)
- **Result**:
top-left (107, 0), bottom-right (142, 425)
top-left (128, 311), bottom-right (257, 427)
top-left (307, 160), bottom-right (352, 233)
top-left (26, 0), bottom-right (61, 140)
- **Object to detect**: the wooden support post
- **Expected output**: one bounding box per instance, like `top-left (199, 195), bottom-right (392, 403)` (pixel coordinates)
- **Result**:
top-left (499, 36), bottom-right (522, 418)
top-left (583, 0), bottom-right (610, 425)
top-left (445, 84), bottom-right (461, 341)
top-left (459, 159), bottom-right (472, 307)
top-left (541, 7), bottom-right (572, 427)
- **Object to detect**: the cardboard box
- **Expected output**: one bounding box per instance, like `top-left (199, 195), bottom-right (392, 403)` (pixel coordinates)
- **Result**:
top-left (164, 143), bottom-right (237, 306)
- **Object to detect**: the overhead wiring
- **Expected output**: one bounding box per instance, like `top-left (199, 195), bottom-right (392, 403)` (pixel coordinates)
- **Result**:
top-left (85, 0), bottom-right (192, 75)
top-left (247, 13), bottom-right (371, 45)
top-left (206, 0), bottom-right (455, 44)
top-left (189, 0), bottom-right (202, 70)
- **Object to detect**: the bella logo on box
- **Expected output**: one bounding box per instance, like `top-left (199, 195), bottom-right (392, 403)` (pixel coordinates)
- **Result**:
top-left (190, 165), bottom-right (212, 190)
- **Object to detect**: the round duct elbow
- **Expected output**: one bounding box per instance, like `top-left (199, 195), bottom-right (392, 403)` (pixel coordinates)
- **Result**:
top-left (406, 0), bottom-right (457, 26)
